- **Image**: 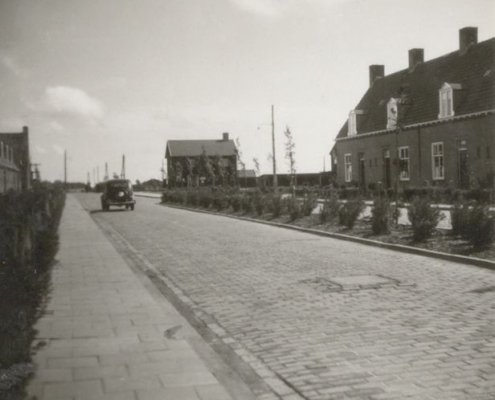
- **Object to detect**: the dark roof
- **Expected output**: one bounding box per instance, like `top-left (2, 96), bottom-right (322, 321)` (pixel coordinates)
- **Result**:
top-left (166, 139), bottom-right (237, 157)
top-left (336, 37), bottom-right (495, 139)
top-left (238, 169), bottom-right (256, 178)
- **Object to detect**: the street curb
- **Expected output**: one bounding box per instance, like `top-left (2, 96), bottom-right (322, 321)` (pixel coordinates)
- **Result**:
top-left (159, 202), bottom-right (495, 271)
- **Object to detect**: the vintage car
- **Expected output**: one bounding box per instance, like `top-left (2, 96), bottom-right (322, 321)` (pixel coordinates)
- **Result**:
top-left (100, 179), bottom-right (136, 211)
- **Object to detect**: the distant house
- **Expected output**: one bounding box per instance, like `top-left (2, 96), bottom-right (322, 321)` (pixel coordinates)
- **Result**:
top-left (0, 126), bottom-right (31, 194)
top-left (238, 169), bottom-right (257, 188)
top-left (165, 133), bottom-right (237, 187)
top-left (331, 27), bottom-right (495, 191)
top-left (259, 172), bottom-right (334, 188)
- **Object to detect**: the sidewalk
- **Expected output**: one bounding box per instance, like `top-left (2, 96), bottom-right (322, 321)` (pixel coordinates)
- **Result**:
top-left (27, 195), bottom-right (233, 400)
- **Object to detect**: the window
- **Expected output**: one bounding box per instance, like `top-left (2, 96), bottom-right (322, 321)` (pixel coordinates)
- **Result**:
top-left (344, 153), bottom-right (352, 182)
top-left (398, 146), bottom-right (410, 180)
top-left (387, 98), bottom-right (398, 129)
top-left (432, 142), bottom-right (444, 180)
top-left (348, 110), bottom-right (357, 136)
top-left (438, 83), bottom-right (460, 119)
top-left (0, 142), bottom-right (3, 159)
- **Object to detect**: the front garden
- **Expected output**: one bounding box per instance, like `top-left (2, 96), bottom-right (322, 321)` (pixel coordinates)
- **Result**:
top-left (161, 187), bottom-right (495, 261)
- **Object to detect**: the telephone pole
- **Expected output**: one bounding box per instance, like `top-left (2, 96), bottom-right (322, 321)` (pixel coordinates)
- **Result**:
top-left (271, 105), bottom-right (278, 191)
top-left (64, 150), bottom-right (67, 187)
top-left (121, 154), bottom-right (126, 179)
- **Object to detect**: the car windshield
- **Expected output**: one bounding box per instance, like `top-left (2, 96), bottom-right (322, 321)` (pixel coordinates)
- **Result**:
top-left (107, 181), bottom-right (131, 190)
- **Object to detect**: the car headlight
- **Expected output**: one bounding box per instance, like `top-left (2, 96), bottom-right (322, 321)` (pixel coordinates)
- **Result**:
top-left (118, 191), bottom-right (124, 197)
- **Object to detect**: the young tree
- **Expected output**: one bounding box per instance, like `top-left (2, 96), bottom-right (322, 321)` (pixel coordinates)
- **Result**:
top-left (198, 148), bottom-right (215, 186)
top-left (284, 126), bottom-right (296, 192)
top-left (236, 137), bottom-right (247, 187)
top-left (185, 157), bottom-right (194, 187)
top-left (253, 157), bottom-right (260, 176)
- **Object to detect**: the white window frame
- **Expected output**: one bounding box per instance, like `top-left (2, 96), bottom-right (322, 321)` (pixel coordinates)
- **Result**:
top-left (347, 110), bottom-right (357, 136)
top-left (387, 98), bottom-right (398, 129)
top-left (438, 83), bottom-right (460, 119)
top-left (344, 153), bottom-right (352, 182)
top-left (398, 146), bottom-right (410, 181)
top-left (432, 142), bottom-right (445, 180)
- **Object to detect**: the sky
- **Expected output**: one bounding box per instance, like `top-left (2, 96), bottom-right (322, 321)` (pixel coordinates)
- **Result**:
top-left (1, 0), bottom-right (494, 183)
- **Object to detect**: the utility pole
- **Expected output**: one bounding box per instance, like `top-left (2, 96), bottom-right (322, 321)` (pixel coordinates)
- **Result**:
top-left (97, 166), bottom-right (100, 183)
top-left (104, 162), bottom-right (109, 181)
top-left (121, 154), bottom-right (126, 179)
top-left (64, 149), bottom-right (67, 188)
top-left (271, 105), bottom-right (278, 191)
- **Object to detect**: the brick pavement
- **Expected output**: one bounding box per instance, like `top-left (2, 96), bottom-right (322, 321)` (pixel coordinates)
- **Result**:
top-left (27, 194), bottom-right (238, 400)
top-left (76, 194), bottom-right (495, 400)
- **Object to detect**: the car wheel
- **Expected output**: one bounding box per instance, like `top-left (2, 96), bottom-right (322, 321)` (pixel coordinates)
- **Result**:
top-left (130, 204), bottom-right (135, 211)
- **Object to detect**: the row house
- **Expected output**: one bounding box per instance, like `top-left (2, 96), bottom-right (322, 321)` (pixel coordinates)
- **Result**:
top-left (0, 126), bottom-right (31, 193)
top-left (166, 132), bottom-right (237, 187)
top-left (331, 27), bottom-right (494, 191)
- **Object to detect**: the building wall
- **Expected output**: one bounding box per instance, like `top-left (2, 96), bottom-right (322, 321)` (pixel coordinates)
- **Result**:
top-left (0, 127), bottom-right (31, 192)
top-left (0, 166), bottom-right (20, 193)
top-left (334, 114), bottom-right (495, 189)
top-left (167, 155), bottom-right (237, 187)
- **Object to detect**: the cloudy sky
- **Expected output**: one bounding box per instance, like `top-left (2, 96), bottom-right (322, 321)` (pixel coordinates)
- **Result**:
top-left (1, 0), bottom-right (494, 183)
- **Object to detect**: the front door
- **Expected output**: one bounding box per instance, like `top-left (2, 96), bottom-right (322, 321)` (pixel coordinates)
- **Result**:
top-left (383, 150), bottom-right (391, 189)
top-left (358, 153), bottom-right (366, 189)
top-left (458, 148), bottom-right (469, 188)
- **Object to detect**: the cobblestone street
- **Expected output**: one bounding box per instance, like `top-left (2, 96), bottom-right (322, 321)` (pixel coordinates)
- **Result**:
top-left (77, 193), bottom-right (495, 400)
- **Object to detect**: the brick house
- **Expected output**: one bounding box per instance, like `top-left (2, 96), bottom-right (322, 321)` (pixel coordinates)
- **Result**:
top-left (331, 27), bottom-right (494, 192)
top-left (0, 126), bottom-right (31, 193)
top-left (166, 132), bottom-right (237, 187)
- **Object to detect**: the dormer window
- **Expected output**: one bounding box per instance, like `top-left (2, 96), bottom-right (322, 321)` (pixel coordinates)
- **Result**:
top-left (347, 110), bottom-right (357, 136)
top-left (438, 83), bottom-right (461, 119)
top-left (347, 109), bottom-right (364, 136)
top-left (387, 98), bottom-right (399, 129)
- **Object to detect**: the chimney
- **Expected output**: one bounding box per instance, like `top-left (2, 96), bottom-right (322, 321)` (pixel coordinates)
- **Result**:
top-left (222, 132), bottom-right (229, 141)
top-left (408, 48), bottom-right (424, 72)
top-left (369, 65), bottom-right (384, 87)
top-left (459, 27), bottom-right (478, 53)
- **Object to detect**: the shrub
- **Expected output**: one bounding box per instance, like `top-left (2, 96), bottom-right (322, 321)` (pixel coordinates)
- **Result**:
top-left (320, 194), bottom-right (340, 224)
top-left (241, 194), bottom-right (253, 213)
top-left (268, 194), bottom-right (283, 218)
top-left (451, 202), bottom-right (470, 237)
top-left (198, 191), bottom-right (212, 208)
top-left (338, 198), bottom-right (364, 229)
top-left (187, 190), bottom-right (199, 207)
top-left (253, 192), bottom-right (266, 216)
top-left (301, 193), bottom-right (318, 217)
top-left (453, 202), bottom-right (495, 248)
top-left (0, 184), bottom-right (65, 396)
top-left (212, 193), bottom-right (228, 211)
top-left (371, 197), bottom-right (390, 235)
top-left (286, 196), bottom-right (301, 221)
top-left (407, 197), bottom-right (443, 242)
top-left (230, 194), bottom-right (242, 212)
